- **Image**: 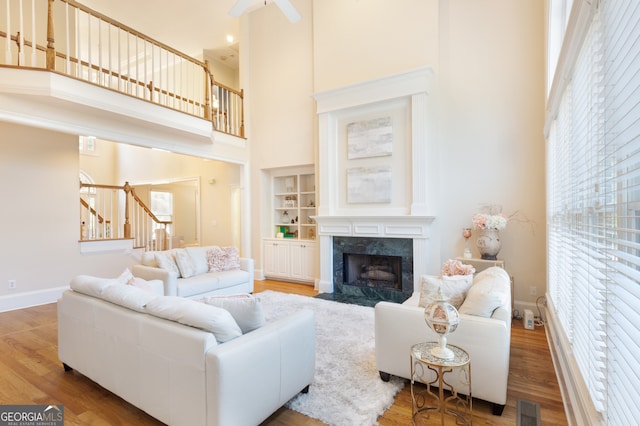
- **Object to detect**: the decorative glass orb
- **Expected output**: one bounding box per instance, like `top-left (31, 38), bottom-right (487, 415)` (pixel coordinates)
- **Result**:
top-left (424, 286), bottom-right (460, 360)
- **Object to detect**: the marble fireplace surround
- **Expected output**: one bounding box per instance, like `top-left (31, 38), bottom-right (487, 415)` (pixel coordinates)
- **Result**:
top-left (311, 65), bottom-right (436, 297)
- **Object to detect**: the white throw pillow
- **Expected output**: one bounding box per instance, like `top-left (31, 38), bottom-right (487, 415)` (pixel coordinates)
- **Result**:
top-left (204, 294), bottom-right (265, 333)
top-left (459, 267), bottom-right (510, 317)
top-left (100, 284), bottom-right (158, 312)
top-left (155, 251), bottom-right (181, 277)
top-left (146, 296), bottom-right (242, 343)
top-left (127, 277), bottom-right (164, 295)
top-left (418, 274), bottom-right (473, 309)
top-left (174, 249), bottom-right (197, 278)
top-left (116, 268), bottom-right (134, 285)
top-left (70, 275), bottom-right (119, 298)
top-left (185, 247), bottom-right (209, 275)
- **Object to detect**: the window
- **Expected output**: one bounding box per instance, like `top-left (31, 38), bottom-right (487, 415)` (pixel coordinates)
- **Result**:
top-left (79, 171), bottom-right (96, 239)
top-left (150, 190), bottom-right (173, 239)
top-left (546, 1), bottom-right (640, 424)
top-left (79, 136), bottom-right (96, 154)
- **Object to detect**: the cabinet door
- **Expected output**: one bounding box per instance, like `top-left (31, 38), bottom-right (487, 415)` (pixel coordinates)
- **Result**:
top-left (263, 241), bottom-right (290, 278)
top-left (290, 242), bottom-right (317, 282)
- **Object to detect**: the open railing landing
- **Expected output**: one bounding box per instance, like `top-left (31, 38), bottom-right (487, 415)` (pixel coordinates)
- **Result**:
top-left (0, 0), bottom-right (244, 137)
top-left (80, 182), bottom-right (172, 251)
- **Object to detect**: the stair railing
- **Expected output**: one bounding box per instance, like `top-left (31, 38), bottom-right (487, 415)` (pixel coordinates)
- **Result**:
top-left (80, 182), bottom-right (172, 251)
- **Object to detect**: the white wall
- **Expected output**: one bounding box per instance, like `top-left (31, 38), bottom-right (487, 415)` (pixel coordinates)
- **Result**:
top-left (245, 0), bottom-right (546, 308)
top-left (246, 0), bottom-right (316, 261)
top-left (312, 0), bottom-right (439, 91)
top-left (436, 1), bottom-right (546, 308)
top-left (0, 122), bottom-right (139, 310)
top-left (115, 144), bottom-right (243, 249)
top-left (0, 126), bottom-right (243, 311)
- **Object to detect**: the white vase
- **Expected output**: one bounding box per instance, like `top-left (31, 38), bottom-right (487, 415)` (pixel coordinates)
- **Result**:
top-left (476, 228), bottom-right (501, 260)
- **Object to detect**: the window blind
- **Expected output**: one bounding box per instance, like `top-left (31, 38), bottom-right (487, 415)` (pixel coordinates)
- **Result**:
top-left (600, 1), bottom-right (640, 424)
top-left (547, 0), bottom-right (640, 423)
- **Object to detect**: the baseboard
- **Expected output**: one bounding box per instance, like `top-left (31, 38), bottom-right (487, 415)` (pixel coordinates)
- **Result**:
top-left (545, 297), bottom-right (604, 426)
top-left (316, 279), bottom-right (332, 293)
top-left (0, 286), bottom-right (68, 312)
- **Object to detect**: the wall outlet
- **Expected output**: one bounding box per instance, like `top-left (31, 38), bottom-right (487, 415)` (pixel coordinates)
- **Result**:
top-left (8, 280), bottom-right (16, 290)
top-left (530, 286), bottom-right (537, 296)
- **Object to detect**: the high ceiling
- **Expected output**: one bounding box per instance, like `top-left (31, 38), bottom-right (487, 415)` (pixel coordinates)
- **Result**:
top-left (78, 0), bottom-right (260, 59)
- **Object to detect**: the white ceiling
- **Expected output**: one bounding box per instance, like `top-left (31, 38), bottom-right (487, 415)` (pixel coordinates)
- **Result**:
top-left (79, 0), bottom-right (261, 58)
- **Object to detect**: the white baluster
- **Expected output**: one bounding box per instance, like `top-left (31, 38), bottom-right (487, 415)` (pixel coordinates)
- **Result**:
top-left (18, 0), bottom-right (24, 65)
top-left (5, 0), bottom-right (10, 64)
top-left (30, 0), bottom-right (35, 66)
top-left (65, 2), bottom-right (70, 73)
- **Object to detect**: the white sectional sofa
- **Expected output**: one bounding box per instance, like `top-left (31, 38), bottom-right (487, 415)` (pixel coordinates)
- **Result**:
top-left (132, 245), bottom-right (254, 298)
top-left (375, 266), bottom-right (511, 415)
top-left (58, 275), bottom-right (315, 426)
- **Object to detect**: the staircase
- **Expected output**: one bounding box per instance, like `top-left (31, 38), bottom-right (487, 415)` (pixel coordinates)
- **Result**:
top-left (80, 181), bottom-right (172, 251)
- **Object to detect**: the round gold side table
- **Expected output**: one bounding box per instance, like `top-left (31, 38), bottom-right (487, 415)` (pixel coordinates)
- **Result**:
top-left (410, 341), bottom-right (472, 425)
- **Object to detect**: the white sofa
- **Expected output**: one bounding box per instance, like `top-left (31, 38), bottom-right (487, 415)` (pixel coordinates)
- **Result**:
top-left (375, 266), bottom-right (511, 415)
top-left (58, 276), bottom-right (316, 426)
top-left (132, 246), bottom-right (254, 298)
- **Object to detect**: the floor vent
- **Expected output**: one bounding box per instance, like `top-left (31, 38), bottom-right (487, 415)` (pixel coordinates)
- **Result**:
top-left (517, 399), bottom-right (541, 426)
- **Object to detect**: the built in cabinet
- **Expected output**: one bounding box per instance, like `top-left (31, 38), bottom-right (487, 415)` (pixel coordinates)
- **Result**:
top-left (264, 169), bottom-right (317, 283)
top-left (263, 239), bottom-right (317, 283)
top-left (272, 172), bottom-right (316, 240)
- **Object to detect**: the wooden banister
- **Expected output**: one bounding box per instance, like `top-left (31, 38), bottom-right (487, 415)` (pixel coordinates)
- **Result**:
top-left (1, 0), bottom-right (245, 137)
top-left (80, 182), bottom-right (172, 249)
top-left (79, 198), bottom-right (104, 224)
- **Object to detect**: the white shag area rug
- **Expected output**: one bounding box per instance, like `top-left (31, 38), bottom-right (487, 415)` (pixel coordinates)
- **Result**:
top-left (258, 290), bottom-right (404, 426)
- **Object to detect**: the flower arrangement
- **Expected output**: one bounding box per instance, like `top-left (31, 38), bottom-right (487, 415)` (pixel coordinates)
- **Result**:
top-left (441, 259), bottom-right (475, 277)
top-left (472, 205), bottom-right (509, 230)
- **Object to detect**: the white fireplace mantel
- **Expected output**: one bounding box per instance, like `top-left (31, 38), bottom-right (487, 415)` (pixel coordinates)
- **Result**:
top-left (314, 215), bottom-right (434, 239)
top-left (311, 67), bottom-right (437, 294)
top-left (313, 215), bottom-right (435, 294)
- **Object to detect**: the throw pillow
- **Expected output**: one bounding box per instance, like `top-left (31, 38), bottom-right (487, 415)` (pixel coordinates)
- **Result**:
top-left (155, 251), bottom-right (181, 277)
top-left (100, 284), bottom-right (158, 312)
top-left (459, 267), bottom-right (510, 318)
top-left (70, 275), bottom-right (119, 298)
top-left (222, 246), bottom-right (241, 271)
top-left (185, 247), bottom-right (209, 275)
top-left (418, 274), bottom-right (473, 309)
top-left (174, 249), bottom-right (197, 278)
top-left (127, 277), bottom-right (164, 294)
top-left (206, 246), bottom-right (226, 272)
top-left (145, 296), bottom-right (242, 343)
top-left (206, 246), bottom-right (242, 272)
top-left (116, 268), bottom-right (134, 285)
top-left (204, 294), bottom-right (265, 333)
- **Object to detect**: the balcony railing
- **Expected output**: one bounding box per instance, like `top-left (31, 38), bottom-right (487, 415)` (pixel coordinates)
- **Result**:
top-left (0, 0), bottom-right (244, 137)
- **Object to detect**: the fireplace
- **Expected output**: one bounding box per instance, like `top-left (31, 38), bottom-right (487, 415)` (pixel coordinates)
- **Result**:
top-left (311, 68), bottom-right (437, 298)
top-left (343, 253), bottom-right (402, 291)
top-left (333, 236), bottom-right (413, 303)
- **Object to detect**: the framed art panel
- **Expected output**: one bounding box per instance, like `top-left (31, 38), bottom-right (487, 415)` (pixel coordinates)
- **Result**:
top-left (346, 116), bottom-right (393, 160)
top-left (347, 166), bottom-right (392, 203)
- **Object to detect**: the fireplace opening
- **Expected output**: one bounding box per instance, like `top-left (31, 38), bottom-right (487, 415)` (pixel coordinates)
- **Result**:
top-left (331, 236), bottom-right (413, 304)
top-left (344, 253), bottom-right (402, 291)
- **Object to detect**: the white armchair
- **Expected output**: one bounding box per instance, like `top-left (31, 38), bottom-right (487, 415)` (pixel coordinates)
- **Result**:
top-left (374, 266), bottom-right (511, 415)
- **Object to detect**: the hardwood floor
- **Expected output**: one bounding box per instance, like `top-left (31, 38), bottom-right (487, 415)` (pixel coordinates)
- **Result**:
top-left (0, 280), bottom-right (567, 425)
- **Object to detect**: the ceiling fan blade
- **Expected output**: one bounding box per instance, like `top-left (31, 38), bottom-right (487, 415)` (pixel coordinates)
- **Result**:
top-left (228, 0), bottom-right (253, 17)
top-left (273, 0), bottom-right (301, 23)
